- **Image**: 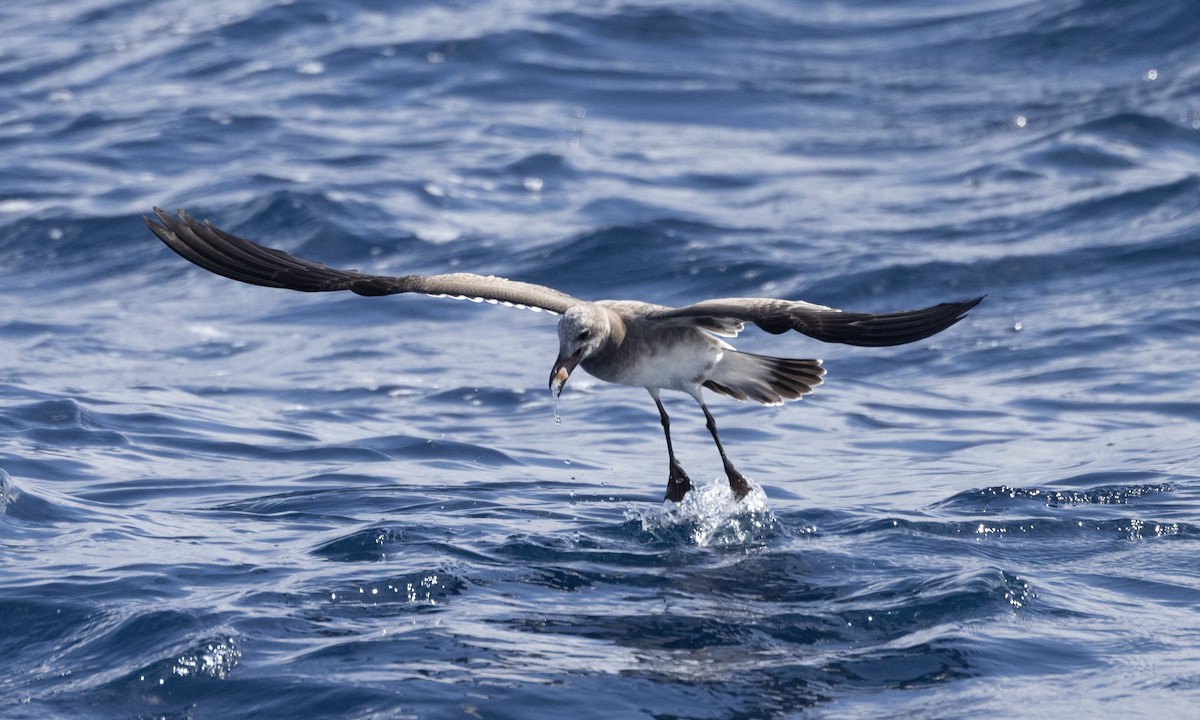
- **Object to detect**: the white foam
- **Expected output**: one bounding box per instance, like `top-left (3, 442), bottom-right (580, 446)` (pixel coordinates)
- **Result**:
top-left (625, 478), bottom-right (775, 547)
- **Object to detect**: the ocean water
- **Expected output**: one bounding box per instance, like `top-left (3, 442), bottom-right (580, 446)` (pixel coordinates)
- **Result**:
top-left (3, 0), bottom-right (1200, 717)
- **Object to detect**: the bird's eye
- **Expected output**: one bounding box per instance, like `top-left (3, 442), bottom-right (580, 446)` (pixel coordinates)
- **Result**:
top-left (576, 330), bottom-right (591, 341)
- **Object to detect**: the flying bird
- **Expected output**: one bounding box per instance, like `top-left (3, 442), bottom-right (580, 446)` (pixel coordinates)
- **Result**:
top-left (146, 208), bottom-right (982, 502)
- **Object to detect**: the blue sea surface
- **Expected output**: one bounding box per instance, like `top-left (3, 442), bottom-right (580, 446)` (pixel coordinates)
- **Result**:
top-left (3, 0), bottom-right (1200, 717)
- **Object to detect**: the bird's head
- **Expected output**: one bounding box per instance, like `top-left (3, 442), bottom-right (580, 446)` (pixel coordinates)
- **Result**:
top-left (549, 303), bottom-right (611, 397)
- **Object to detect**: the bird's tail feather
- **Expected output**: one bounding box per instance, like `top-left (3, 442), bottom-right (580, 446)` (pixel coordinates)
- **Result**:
top-left (703, 351), bottom-right (825, 406)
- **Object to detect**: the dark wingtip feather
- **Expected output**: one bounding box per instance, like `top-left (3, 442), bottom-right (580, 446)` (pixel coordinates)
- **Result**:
top-left (801, 295), bottom-right (984, 347)
top-left (145, 207), bottom-right (370, 292)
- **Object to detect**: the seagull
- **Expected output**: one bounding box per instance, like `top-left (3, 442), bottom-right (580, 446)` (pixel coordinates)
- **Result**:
top-left (145, 208), bottom-right (982, 502)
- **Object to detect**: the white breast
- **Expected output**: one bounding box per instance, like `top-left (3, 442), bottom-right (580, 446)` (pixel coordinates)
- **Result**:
top-left (595, 331), bottom-right (728, 393)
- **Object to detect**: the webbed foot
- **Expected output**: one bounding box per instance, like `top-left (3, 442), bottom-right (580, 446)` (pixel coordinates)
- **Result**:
top-left (726, 470), bottom-right (751, 500)
top-left (664, 462), bottom-right (693, 502)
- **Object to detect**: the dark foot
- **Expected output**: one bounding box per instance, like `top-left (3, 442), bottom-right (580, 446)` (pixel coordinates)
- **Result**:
top-left (664, 463), bottom-right (693, 503)
top-left (726, 470), bottom-right (751, 500)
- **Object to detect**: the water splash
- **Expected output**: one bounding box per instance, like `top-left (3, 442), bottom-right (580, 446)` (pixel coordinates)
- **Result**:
top-left (625, 478), bottom-right (778, 547)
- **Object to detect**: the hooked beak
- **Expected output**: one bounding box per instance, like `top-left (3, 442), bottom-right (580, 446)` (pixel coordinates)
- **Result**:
top-left (549, 350), bottom-right (583, 398)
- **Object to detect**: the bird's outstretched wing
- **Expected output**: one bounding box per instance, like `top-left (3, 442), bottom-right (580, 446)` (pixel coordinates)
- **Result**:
top-left (145, 208), bottom-right (582, 314)
top-left (645, 295), bottom-right (983, 347)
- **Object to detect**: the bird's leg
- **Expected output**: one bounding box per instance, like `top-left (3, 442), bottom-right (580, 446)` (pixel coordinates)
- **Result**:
top-left (651, 391), bottom-right (692, 502)
top-left (699, 402), bottom-right (751, 499)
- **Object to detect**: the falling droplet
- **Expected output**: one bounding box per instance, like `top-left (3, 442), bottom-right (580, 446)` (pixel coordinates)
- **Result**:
top-left (551, 391), bottom-right (562, 426)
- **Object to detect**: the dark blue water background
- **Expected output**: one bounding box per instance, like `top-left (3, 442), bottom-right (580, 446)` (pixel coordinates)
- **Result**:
top-left (3, 1), bottom-right (1200, 717)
